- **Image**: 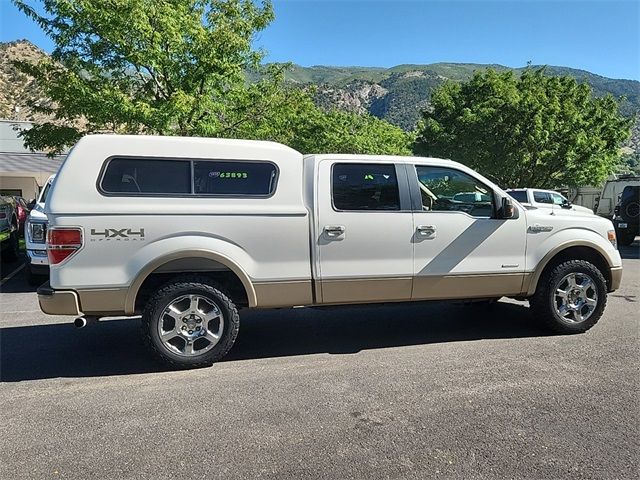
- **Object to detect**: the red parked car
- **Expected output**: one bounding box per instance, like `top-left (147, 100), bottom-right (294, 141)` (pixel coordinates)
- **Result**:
top-left (13, 196), bottom-right (31, 235)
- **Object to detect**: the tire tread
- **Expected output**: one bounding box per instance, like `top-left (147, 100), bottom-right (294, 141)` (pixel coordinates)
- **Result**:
top-left (141, 275), bottom-right (239, 369)
top-left (530, 259), bottom-right (607, 334)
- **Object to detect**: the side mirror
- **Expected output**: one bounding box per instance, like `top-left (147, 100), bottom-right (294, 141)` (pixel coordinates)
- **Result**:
top-left (561, 200), bottom-right (572, 209)
top-left (500, 197), bottom-right (516, 219)
top-left (27, 200), bottom-right (36, 209)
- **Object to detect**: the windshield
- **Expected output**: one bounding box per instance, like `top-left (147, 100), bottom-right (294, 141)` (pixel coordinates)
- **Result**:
top-left (38, 180), bottom-right (52, 204)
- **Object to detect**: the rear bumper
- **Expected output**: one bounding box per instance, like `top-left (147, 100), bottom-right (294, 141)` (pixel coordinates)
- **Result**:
top-left (609, 266), bottom-right (623, 292)
top-left (37, 282), bottom-right (80, 316)
top-left (27, 248), bottom-right (49, 266)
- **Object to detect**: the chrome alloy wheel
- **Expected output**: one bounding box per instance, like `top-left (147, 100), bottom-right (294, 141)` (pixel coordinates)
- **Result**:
top-left (158, 294), bottom-right (224, 356)
top-left (553, 272), bottom-right (598, 323)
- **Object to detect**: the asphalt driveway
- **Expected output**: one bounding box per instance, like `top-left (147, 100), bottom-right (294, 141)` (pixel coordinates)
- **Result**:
top-left (1, 243), bottom-right (638, 479)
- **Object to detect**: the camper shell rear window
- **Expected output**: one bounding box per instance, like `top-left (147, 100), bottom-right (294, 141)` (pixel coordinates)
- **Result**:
top-left (99, 157), bottom-right (278, 197)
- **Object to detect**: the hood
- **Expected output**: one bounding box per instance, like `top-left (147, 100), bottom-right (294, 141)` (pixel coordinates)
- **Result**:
top-left (524, 206), bottom-right (614, 236)
top-left (523, 204), bottom-right (596, 217)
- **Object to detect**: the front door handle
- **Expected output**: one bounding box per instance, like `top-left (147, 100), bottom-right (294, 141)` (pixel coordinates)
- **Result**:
top-left (417, 225), bottom-right (436, 237)
top-left (324, 225), bottom-right (345, 238)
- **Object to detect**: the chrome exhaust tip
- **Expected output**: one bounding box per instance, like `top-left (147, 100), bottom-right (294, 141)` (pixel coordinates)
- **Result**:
top-left (73, 317), bottom-right (87, 328)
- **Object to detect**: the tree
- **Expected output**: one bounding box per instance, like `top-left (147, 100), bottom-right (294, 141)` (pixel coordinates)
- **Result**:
top-left (13, 0), bottom-right (411, 156)
top-left (413, 68), bottom-right (632, 188)
top-left (14, 0), bottom-right (288, 153)
top-left (227, 86), bottom-right (411, 155)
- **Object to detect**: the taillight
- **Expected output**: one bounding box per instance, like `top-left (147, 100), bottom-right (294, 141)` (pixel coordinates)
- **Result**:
top-left (47, 227), bottom-right (83, 265)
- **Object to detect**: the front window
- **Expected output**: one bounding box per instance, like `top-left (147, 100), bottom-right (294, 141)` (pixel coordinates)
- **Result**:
top-left (414, 166), bottom-right (494, 217)
top-left (533, 191), bottom-right (553, 204)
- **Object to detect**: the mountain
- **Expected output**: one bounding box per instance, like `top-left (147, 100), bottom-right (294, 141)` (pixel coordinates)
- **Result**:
top-left (0, 40), bottom-right (49, 122)
top-left (1, 40), bottom-right (638, 151)
top-left (286, 63), bottom-right (640, 131)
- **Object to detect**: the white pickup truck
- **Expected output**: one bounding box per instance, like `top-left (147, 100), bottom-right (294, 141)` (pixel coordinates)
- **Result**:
top-left (506, 188), bottom-right (594, 215)
top-left (39, 135), bottom-right (622, 368)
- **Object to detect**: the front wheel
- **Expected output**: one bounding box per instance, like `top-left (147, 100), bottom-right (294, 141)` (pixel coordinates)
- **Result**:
top-left (142, 276), bottom-right (240, 369)
top-left (530, 260), bottom-right (607, 334)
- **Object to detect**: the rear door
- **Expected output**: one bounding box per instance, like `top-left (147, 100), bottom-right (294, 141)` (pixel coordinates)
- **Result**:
top-left (315, 159), bottom-right (414, 304)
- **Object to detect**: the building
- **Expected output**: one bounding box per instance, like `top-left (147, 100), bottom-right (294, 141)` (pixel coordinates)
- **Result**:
top-left (0, 119), bottom-right (65, 200)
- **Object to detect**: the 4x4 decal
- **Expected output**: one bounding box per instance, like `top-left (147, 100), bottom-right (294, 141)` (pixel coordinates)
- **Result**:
top-left (90, 228), bottom-right (145, 241)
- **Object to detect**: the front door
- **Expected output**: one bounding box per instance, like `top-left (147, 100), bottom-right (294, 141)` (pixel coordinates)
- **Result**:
top-left (316, 160), bottom-right (414, 304)
top-left (409, 164), bottom-right (527, 300)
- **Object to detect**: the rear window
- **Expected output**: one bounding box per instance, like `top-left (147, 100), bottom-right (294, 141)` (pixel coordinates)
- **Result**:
top-left (101, 159), bottom-right (191, 194)
top-left (100, 158), bottom-right (277, 196)
top-left (332, 163), bottom-right (400, 211)
top-left (508, 190), bottom-right (528, 203)
top-left (193, 161), bottom-right (277, 196)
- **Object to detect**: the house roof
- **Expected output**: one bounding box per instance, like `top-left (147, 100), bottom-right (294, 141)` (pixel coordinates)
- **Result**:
top-left (0, 151), bottom-right (64, 173)
top-left (0, 152), bottom-right (64, 184)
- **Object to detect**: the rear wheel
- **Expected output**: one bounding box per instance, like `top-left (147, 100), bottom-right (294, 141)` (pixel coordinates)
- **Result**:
top-left (530, 260), bottom-right (607, 334)
top-left (142, 276), bottom-right (240, 369)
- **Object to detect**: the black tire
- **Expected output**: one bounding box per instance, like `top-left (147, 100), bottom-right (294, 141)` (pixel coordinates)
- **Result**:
top-left (3, 226), bottom-right (20, 261)
top-left (530, 260), bottom-right (607, 334)
top-left (25, 264), bottom-right (44, 287)
top-left (616, 228), bottom-right (636, 246)
top-left (142, 275), bottom-right (240, 369)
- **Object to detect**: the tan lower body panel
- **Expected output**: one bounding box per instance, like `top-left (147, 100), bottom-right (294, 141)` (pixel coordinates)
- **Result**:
top-left (412, 273), bottom-right (527, 300)
top-left (609, 266), bottom-right (622, 291)
top-left (253, 280), bottom-right (314, 308)
top-left (320, 277), bottom-right (412, 305)
top-left (38, 290), bottom-right (80, 316)
top-left (77, 288), bottom-right (128, 315)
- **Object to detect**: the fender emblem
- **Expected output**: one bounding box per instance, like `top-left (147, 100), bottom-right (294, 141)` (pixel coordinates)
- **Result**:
top-left (528, 224), bottom-right (553, 233)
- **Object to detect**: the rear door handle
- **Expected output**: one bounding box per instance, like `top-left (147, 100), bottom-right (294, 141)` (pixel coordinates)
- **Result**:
top-left (324, 225), bottom-right (345, 238)
top-left (417, 225), bottom-right (436, 237)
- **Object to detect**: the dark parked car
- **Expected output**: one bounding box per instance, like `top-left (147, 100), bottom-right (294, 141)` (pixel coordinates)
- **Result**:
top-left (13, 196), bottom-right (31, 235)
top-left (613, 185), bottom-right (639, 246)
top-left (0, 196), bottom-right (20, 261)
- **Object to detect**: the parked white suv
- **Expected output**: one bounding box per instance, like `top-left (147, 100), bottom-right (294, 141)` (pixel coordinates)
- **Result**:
top-left (25, 174), bottom-right (55, 285)
top-left (507, 188), bottom-right (594, 215)
top-left (39, 135), bottom-right (622, 368)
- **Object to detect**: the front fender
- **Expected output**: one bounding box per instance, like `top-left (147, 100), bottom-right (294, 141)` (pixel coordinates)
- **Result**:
top-left (123, 234), bottom-right (257, 314)
top-left (525, 228), bottom-right (621, 296)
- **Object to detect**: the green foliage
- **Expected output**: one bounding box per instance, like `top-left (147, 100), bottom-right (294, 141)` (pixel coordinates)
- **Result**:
top-left (12, 0), bottom-right (409, 156)
top-left (13, 0), bottom-right (285, 153)
top-left (413, 68), bottom-right (633, 188)
top-left (619, 151), bottom-right (640, 174)
top-left (235, 87), bottom-right (412, 155)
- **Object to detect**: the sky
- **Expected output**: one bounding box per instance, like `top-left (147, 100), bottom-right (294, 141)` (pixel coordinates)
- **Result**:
top-left (1, 0), bottom-right (639, 80)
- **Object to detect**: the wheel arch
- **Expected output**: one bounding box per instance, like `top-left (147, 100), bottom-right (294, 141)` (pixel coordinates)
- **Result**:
top-left (526, 241), bottom-right (613, 296)
top-left (125, 249), bottom-right (257, 315)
